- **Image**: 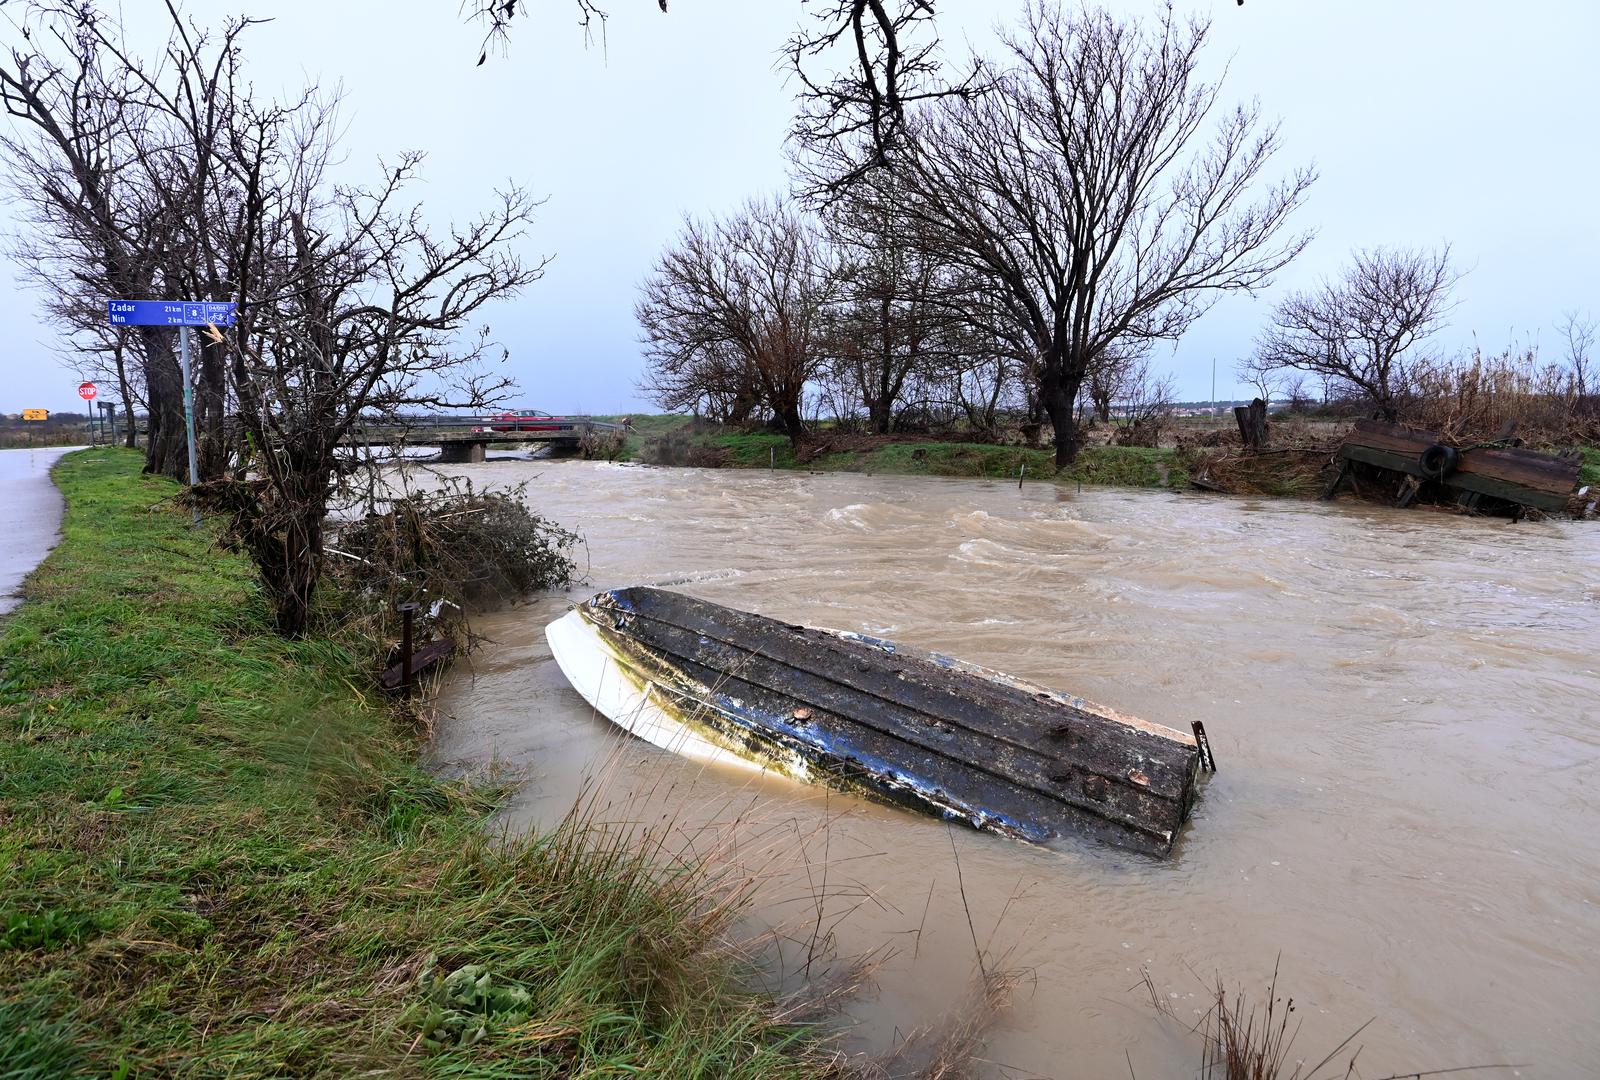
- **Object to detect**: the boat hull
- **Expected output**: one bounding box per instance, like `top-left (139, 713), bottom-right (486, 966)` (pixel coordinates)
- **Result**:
top-left (545, 587), bottom-right (1202, 856)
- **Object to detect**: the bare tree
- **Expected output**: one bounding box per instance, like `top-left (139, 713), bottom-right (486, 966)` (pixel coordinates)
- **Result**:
top-left (636, 199), bottom-right (835, 443)
top-left (1235, 351), bottom-right (1285, 406)
top-left (1107, 354), bottom-right (1176, 448)
top-left (0, 7), bottom-right (197, 477)
top-left (1085, 342), bottom-right (1155, 423)
top-left (468, 0), bottom-right (974, 193)
top-left (1557, 310), bottom-right (1595, 405)
top-left (940, 284), bottom-right (1031, 434)
top-left (787, 0), bottom-right (990, 200)
top-left (1253, 245), bottom-right (1459, 421)
top-left (208, 99), bottom-right (546, 636)
top-left (4, 3), bottom-right (547, 636)
top-left (1282, 374), bottom-right (1313, 413)
top-left (467, 0), bottom-right (669, 63)
top-left (821, 180), bottom-right (963, 432)
top-left (892, 1), bottom-right (1314, 467)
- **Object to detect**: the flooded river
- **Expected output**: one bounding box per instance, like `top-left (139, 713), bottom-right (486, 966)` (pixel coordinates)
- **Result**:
top-left (432, 458), bottom-right (1599, 1077)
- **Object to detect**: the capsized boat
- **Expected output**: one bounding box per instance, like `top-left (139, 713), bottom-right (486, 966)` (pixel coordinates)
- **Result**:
top-left (545, 587), bottom-right (1205, 856)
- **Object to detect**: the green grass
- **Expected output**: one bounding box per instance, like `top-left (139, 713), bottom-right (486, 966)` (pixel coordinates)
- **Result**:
top-left (690, 428), bottom-right (1191, 490)
top-left (593, 414), bottom-right (695, 462)
top-left (0, 449), bottom-right (831, 1078)
top-left (1577, 447), bottom-right (1600, 489)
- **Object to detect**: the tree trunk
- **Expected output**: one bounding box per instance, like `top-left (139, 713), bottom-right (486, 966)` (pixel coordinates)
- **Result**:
top-left (270, 513), bottom-right (321, 637)
top-left (1042, 381), bottom-right (1081, 468)
top-left (198, 335), bottom-right (228, 480)
top-left (868, 398), bottom-right (891, 434)
top-left (259, 488), bottom-right (327, 638)
top-left (1234, 397), bottom-right (1269, 449)
top-left (139, 329), bottom-right (189, 479)
top-left (777, 401), bottom-right (805, 445)
top-left (112, 336), bottom-right (138, 449)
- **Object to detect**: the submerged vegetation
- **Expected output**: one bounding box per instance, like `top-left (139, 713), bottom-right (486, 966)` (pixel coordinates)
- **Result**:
top-left (330, 478), bottom-right (583, 647)
top-left (0, 449), bottom-right (831, 1077)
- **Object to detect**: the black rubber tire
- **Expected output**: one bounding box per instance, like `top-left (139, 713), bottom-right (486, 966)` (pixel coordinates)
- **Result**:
top-left (1418, 443), bottom-right (1460, 480)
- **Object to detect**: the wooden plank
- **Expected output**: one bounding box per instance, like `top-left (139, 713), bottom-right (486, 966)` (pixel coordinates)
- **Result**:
top-left (379, 639), bottom-right (454, 689)
top-left (619, 637), bottom-right (1181, 849)
top-left (600, 626), bottom-right (1182, 855)
top-left (1339, 444), bottom-right (1424, 477)
top-left (1445, 472), bottom-right (1572, 512)
top-left (1344, 419), bottom-right (1579, 497)
top-left (611, 613), bottom-right (1186, 825)
top-left (1319, 461), bottom-right (1350, 500)
top-left (612, 589), bottom-right (1196, 797)
top-left (588, 587), bottom-right (1202, 853)
top-left (1347, 418), bottom-right (1436, 456)
top-left (1457, 446), bottom-right (1579, 495)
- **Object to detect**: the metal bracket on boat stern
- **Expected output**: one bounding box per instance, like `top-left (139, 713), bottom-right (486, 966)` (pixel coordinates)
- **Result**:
top-left (1191, 721), bottom-right (1217, 772)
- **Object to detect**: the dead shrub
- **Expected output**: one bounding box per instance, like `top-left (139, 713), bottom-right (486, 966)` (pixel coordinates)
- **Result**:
top-left (1190, 448), bottom-right (1336, 500)
top-left (1176, 427), bottom-right (1243, 451)
top-left (1113, 416), bottom-right (1167, 447)
top-left (578, 427), bottom-right (627, 461)
top-left (331, 479), bottom-right (581, 643)
top-left (640, 429), bottom-right (731, 468)
top-left (1403, 349), bottom-right (1599, 447)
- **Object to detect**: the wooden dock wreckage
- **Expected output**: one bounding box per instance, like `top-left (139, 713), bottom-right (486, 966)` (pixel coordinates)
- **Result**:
top-left (1325, 419), bottom-right (1588, 518)
top-left (546, 587), bottom-right (1208, 856)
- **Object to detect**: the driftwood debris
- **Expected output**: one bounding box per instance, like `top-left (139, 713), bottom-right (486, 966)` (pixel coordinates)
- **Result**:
top-left (379, 638), bottom-right (453, 690)
top-left (1327, 418), bottom-right (1581, 514)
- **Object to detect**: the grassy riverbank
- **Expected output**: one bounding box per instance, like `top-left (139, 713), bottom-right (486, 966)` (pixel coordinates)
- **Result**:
top-left (1580, 447), bottom-right (1600, 487)
top-left (0, 449), bottom-right (829, 1078)
top-left (622, 417), bottom-right (1600, 507)
top-left (625, 417), bottom-right (1194, 491)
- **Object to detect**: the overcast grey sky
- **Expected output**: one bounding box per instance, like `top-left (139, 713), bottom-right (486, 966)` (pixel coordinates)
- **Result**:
top-left (1, 0), bottom-right (1596, 414)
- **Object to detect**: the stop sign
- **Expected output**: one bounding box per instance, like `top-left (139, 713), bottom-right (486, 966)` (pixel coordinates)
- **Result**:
top-left (78, 381), bottom-right (97, 401)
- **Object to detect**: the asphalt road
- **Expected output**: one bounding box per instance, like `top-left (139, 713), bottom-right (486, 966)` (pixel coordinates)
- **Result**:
top-left (0, 446), bottom-right (81, 617)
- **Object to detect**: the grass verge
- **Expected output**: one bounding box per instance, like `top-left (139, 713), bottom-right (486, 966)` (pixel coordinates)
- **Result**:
top-left (0, 448), bottom-right (832, 1078)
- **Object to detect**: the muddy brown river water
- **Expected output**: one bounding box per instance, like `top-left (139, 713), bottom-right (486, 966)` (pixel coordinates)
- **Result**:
top-left (431, 458), bottom-right (1599, 1078)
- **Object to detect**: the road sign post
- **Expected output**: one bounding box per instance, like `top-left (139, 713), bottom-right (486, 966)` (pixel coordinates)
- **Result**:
top-left (107, 300), bottom-right (237, 527)
top-left (178, 326), bottom-right (200, 524)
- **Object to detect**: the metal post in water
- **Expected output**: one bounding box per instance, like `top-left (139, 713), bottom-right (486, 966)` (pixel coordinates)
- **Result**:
top-left (178, 326), bottom-right (201, 527)
top-left (770, 446), bottom-right (775, 471)
top-left (398, 602), bottom-right (419, 699)
top-left (1017, 463), bottom-right (1026, 490)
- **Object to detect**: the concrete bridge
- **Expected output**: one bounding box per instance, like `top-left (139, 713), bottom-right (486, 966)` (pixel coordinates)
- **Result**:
top-left (344, 413), bottom-right (628, 463)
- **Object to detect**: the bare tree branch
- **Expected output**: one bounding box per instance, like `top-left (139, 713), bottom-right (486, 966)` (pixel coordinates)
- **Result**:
top-left (1252, 245), bottom-right (1459, 421)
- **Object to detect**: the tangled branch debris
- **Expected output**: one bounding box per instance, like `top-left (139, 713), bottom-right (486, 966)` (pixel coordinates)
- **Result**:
top-left (331, 479), bottom-right (582, 645)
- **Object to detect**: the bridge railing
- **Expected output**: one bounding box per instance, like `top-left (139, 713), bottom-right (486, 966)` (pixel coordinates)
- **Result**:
top-left (346, 413), bottom-right (627, 436)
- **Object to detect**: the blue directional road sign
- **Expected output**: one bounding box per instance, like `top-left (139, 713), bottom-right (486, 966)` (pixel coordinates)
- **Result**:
top-left (107, 300), bottom-right (237, 327)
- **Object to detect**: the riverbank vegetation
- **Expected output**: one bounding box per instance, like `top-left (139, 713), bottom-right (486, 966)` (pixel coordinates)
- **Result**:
top-left (621, 2), bottom-right (1597, 484)
top-left (0, 449), bottom-right (834, 1078)
top-left (2, 5), bottom-right (544, 637)
top-left (633, 417), bottom-right (1192, 491)
top-left (626, 408), bottom-right (1596, 513)
top-left (635, 3), bottom-right (1313, 470)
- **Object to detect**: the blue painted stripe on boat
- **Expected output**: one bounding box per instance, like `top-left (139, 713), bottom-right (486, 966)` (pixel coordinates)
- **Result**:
top-left (704, 689), bottom-right (1051, 843)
